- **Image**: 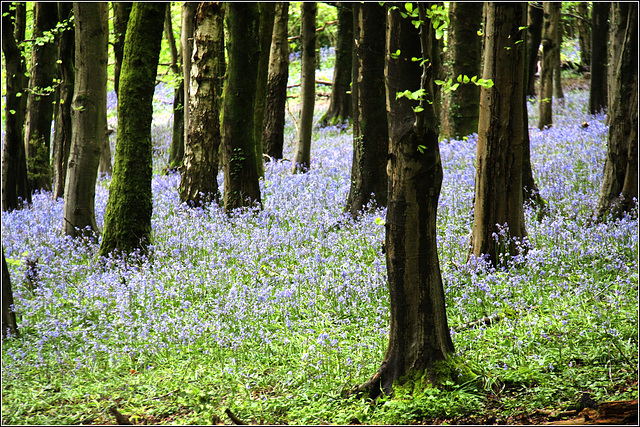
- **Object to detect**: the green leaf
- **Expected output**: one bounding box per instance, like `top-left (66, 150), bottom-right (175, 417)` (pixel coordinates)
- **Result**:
top-left (412, 105), bottom-right (424, 113)
top-left (463, 75), bottom-right (470, 84)
top-left (375, 217), bottom-right (385, 226)
top-left (435, 28), bottom-right (444, 40)
top-left (405, 3), bottom-right (413, 13)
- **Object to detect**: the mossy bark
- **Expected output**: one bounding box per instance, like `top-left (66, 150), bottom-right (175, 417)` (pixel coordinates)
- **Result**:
top-left (99, 3), bottom-right (166, 257)
top-left (470, 3), bottom-right (528, 266)
top-left (345, 2), bottom-right (387, 218)
top-left (222, 3), bottom-right (262, 212)
top-left (589, 2), bottom-right (609, 115)
top-left (263, 2), bottom-right (290, 161)
top-left (2, 247), bottom-right (19, 339)
top-left (538, 2), bottom-right (559, 130)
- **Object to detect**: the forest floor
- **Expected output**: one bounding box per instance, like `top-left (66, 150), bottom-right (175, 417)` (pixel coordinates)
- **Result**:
top-left (2, 75), bottom-right (638, 424)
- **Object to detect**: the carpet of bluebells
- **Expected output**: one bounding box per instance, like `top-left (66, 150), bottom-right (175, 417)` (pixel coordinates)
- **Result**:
top-left (2, 67), bottom-right (638, 422)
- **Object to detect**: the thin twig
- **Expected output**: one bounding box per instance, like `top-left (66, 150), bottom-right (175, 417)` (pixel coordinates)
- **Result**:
top-left (225, 408), bottom-right (246, 425)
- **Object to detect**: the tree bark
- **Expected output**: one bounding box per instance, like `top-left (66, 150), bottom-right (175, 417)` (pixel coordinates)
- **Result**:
top-left (594, 4), bottom-right (638, 221)
top-left (526, 2), bottom-right (543, 98)
top-left (538, 2), bottom-right (559, 129)
top-left (469, 2), bottom-right (528, 266)
top-left (181, 2), bottom-right (198, 158)
top-left (608, 3), bottom-right (629, 117)
top-left (2, 247), bottom-right (19, 339)
top-left (319, 2), bottom-right (353, 127)
top-left (576, 2), bottom-right (590, 68)
top-left (356, 3), bottom-right (454, 400)
top-left (52, 3), bottom-right (75, 199)
top-left (589, 2), bottom-right (609, 115)
top-left (179, 2), bottom-right (224, 207)
top-left (345, 2), bottom-right (387, 218)
top-left (263, 2), bottom-right (290, 161)
top-left (291, 2), bottom-right (317, 173)
top-left (24, 2), bottom-right (59, 192)
top-left (441, 2), bottom-right (483, 140)
top-left (113, 2), bottom-right (132, 98)
top-left (165, 4), bottom-right (184, 170)
top-left (2, 2), bottom-right (31, 211)
top-left (553, 22), bottom-right (564, 103)
top-left (99, 3), bottom-right (167, 257)
top-left (222, 3), bottom-right (262, 212)
top-left (63, 2), bottom-right (108, 238)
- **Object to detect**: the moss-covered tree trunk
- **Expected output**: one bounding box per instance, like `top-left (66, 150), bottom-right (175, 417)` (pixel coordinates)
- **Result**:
top-left (2, 246), bottom-right (19, 339)
top-left (263, 2), bottom-right (290, 161)
top-left (345, 2), bottom-right (387, 218)
top-left (441, 2), bottom-right (483, 140)
top-left (589, 2), bottom-right (609, 115)
top-left (2, 2), bottom-right (31, 211)
top-left (526, 2), bottom-right (543, 98)
top-left (469, 3), bottom-right (528, 266)
top-left (538, 2), bottom-right (559, 129)
top-left (24, 2), bottom-right (58, 192)
top-left (222, 3), bottom-right (262, 212)
top-left (113, 2), bottom-right (132, 98)
top-left (254, 2), bottom-right (276, 177)
top-left (63, 2), bottom-right (108, 238)
top-left (356, 3), bottom-right (454, 400)
top-left (319, 2), bottom-right (353, 127)
top-left (594, 4), bottom-right (638, 221)
top-left (179, 2), bottom-right (224, 207)
top-left (291, 2), bottom-right (317, 173)
top-left (99, 3), bottom-right (166, 257)
top-left (52, 3), bottom-right (75, 199)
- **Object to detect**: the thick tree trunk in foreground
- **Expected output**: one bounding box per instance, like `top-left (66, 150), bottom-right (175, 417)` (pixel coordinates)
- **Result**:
top-left (291, 2), bottom-right (317, 173)
top-left (2, 2), bottom-right (31, 211)
top-left (345, 2), bottom-right (388, 218)
top-left (263, 2), bottom-right (290, 161)
top-left (113, 2), bottom-right (132, 98)
top-left (470, 3), bottom-right (528, 266)
top-left (538, 2), bottom-right (559, 129)
top-left (526, 2), bottom-right (543, 98)
top-left (52, 3), bottom-right (75, 199)
top-left (222, 3), bottom-right (262, 212)
top-left (589, 2), bottom-right (609, 115)
top-left (25, 2), bottom-right (58, 192)
top-left (63, 2), bottom-right (108, 238)
top-left (356, 3), bottom-right (454, 400)
top-left (179, 2), bottom-right (224, 207)
top-left (594, 4), bottom-right (638, 221)
top-left (99, 3), bottom-right (166, 257)
top-left (608, 3), bottom-right (629, 117)
top-left (2, 247), bottom-right (19, 339)
top-left (441, 2), bottom-right (483, 140)
top-left (319, 2), bottom-right (353, 127)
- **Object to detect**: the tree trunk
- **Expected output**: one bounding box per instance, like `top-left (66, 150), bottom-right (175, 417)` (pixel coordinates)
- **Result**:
top-left (526, 2), bottom-right (543, 98)
top-left (576, 2), bottom-right (591, 68)
top-left (608, 3), bottom-right (629, 116)
top-left (113, 2), bottom-right (132, 98)
top-left (345, 2), bottom-right (387, 218)
top-left (2, 247), bottom-right (19, 339)
top-left (222, 3), bottom-right (262, 212)
top-left (24, 2), bottom-right (59, 192)
top-left (589, 2), bottom-right (609, 115)
top-left (99, 3), bottom-right (166, 257)
top-left (2, 2), bottom-right (31, 211)
top-left (254, 2), bottom-right (276, 178)
top-left (52, 3), bottom-right (75, 200)
top-left (441, 2), bottom-right (483, 140)
top-left (356, 3), bottom-right (454, 400)
top-left (594, 4), bottom-right (638, 221)
top-left (179, 2), bottom-right (224, 207)
top-left (63, 3), bottom-right (108, 238)
top-left (165, 5), bottom-right (184, 171)
top-left (181, 2), bottom-right (198, 157)
top-left (538, 2), bottom-right (559, 129)
top-left (553, 23), bottom-right (564, 103)
top-left (291, 2), bottom-right (317, 173)
top-left (319, 2), bottom-right (353, 127)
top-left (263, 2), bottom-right (290, 161)
top-left (469, 2), bottom-right (528, 266)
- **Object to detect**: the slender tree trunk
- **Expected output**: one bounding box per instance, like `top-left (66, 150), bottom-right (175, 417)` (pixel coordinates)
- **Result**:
top-left (254, 2), bottom-right (276, 178)
top-left (441, 2), bottom-right (483, 139)
top-left (345, 2), bottom-right (387, 218)
top-left (223, 3), bottom-right (262, 212)
top-left (526, 2), bottom-right (543, 98)
top-left (553, 23), bottom-right (564, 103)
top-left (263, 2), bottom-right (290, 161)
top-left (179, 2), bottom-right (224, 207)
top-left (319, 2), bottom-right (353, 127)
top-left (2, 247), bottom-right (19, 339)
top-left (594, 4), bottom-right (638, 221)
top-left (165, 5), bottom-right (184, 171)
top-left (63, 2), bottom-right (108, 238)
top-left (538, 2), bottom-right (559, 129)
top-left (469, 2), bottom-right (528, 266)
top-left (113, 2), bottom-right (133, 98)
top-left (52, 3), bottom-right (75, 199)
top-left (181, 2), bottom-right (198, 156)
top-left (576, 2), bottom-right (590, 68)
top-left (2, 2), bottom-right (31, 211)
top-left (356, 3), bottom-right (454, 400)
top-left (99, 3), bottom-right (167, 257)
top-left (589, 2), bottom-right (609, 115)
top-left (24, 2), bottom-right (58, 192)
top-left (291, 2), bottom-right (317, 173)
